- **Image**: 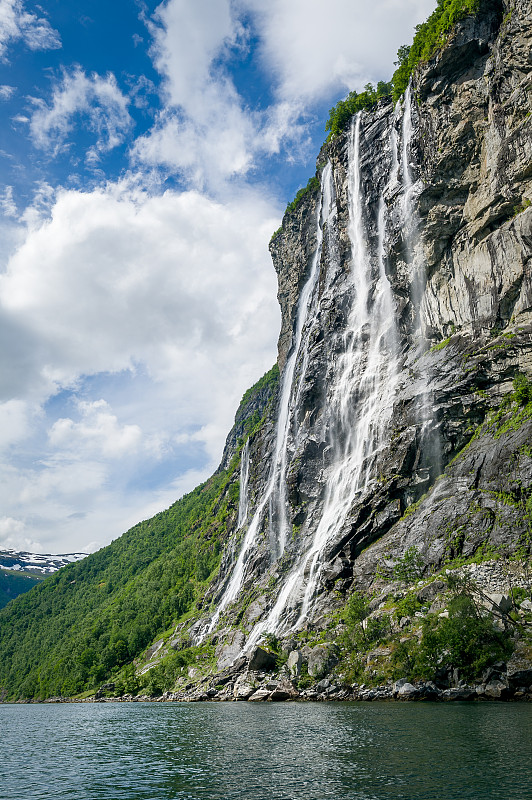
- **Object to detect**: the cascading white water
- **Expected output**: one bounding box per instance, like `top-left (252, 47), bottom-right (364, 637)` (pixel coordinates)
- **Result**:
top-left (401, 83), bottom-right (425, 322)
top-left (297, 114), bottom-right (399, 622)
top-left (202, 163), bottom-right (334, 637)
top-left (246, 113), bottom-right (400, 647)
top-left (271, 163), bottom-right (336, 555)
top-left (237, 439), bottom-right (250, 530)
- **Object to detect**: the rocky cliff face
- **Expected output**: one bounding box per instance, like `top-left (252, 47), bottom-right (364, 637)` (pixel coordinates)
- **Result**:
top-left (185, 0), bottom-right (532, 673)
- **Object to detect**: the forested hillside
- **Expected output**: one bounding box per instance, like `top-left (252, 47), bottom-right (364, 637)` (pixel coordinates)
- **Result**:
top-left (0, 367), bottom-right (278, 699)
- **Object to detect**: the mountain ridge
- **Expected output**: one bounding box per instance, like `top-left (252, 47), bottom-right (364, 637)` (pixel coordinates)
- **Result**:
top-left (1, 0), bottom-right (531, 703)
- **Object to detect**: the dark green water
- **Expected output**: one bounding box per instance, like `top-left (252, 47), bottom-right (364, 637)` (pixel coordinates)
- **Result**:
top-left (1, 701), bottom-right (531, 799)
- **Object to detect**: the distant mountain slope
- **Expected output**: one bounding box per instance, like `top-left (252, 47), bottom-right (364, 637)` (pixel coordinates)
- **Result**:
top-left (0, 571), bottom-right (41, 610)
top-left (0, 550), bottom-right (87, 576)
top-left (0, 367), bottom-right (278, 699)
top-left (0, 550), bottom-right (88, 610)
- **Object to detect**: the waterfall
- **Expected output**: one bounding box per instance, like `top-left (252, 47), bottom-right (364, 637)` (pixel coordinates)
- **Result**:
top-left (202, 163), bottom-right (334, 637)
top-left (270, 162), bottom-right (336, 555)
top-left (297, 113), bottom-right (399, 621)
top-left (246, 112), bottom-right (400, 646)
top-left (237, 439), bottom-right (250, 530)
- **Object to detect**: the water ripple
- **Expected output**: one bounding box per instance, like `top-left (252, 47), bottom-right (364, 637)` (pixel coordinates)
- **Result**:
top-left (1, 702), bottom-right (531, 800)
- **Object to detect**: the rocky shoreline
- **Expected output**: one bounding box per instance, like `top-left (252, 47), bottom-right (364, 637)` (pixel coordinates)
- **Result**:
top-left (15, 650), bottom-right (532, 705)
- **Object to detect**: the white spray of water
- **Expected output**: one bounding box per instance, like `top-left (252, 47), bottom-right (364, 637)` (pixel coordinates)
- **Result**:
top-left (203, 163), bottom-right (334, 637)
top-left (247, 113), bottom-right (400, 646)
top-left (237, 439), bottom-right (250, 530)
top-left (273, 164), bottom-right (337, 554)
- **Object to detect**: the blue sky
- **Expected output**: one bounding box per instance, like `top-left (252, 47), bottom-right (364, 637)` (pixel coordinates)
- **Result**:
top-left (0, 0), bottom-right (435, 554)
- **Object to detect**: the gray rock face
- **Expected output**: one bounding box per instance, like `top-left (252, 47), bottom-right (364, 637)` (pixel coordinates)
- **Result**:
top-left (215, 630), bottom-right (246, 672)
top-left (307, 644), bottom-right (338, 678)
top-left (192, 0), bottom-right (532, 657)
top-left (287, 650), bottom-right (303, 677)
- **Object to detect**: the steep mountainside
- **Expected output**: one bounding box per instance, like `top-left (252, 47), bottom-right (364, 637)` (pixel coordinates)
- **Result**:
top-left (1, 0), bottom-right (531, 702)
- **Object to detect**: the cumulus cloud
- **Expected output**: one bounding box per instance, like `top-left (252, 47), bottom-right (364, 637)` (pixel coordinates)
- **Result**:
top-left (49, 400), bottom-right (143, 459)
top-left (0, 178), bottom-right (280, 551)
top-left (0, 0), bottom-right (61, 61)
top-left (1, 181), bottom-right (279, 393)
top-left (134, 0), bottom-right (309, 190)
top-left (134, 0), bottom-right (253, 188)
top-left (241, 0), bottom-right (436, 101)
top-left (0, 516), bottom-right (42, 552)
top-left (0, 399), bottom-right (29, 449)
top-left (28, 68), bottom-right (132, 161)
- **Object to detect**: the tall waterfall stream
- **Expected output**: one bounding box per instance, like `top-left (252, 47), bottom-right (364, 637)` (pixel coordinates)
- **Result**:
top-left (204, 98), bottom-right (439, 651)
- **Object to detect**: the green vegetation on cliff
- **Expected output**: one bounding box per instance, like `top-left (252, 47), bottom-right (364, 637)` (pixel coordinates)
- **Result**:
top-left (0, 366), bottom-right (279, 700)
top-left (238, 363), bottom-right (279, 410)
top-left (325, 82), bottom-right (393, 138)
top-left (391, 0), bottom-right (483, 100)
top-left (324, 0), bottom-right (484, 139)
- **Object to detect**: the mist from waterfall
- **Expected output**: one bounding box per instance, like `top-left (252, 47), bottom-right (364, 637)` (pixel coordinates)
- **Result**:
top-left (202, 163), bottom-right (334, 638)
top-left (247, 112), bottom-right (400, 646)
top-left (237, 439), bottom-right (250, 530)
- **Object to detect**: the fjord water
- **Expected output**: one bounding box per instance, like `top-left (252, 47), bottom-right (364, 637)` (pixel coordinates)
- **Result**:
top-left (2, 703), bottom-right (532, 800)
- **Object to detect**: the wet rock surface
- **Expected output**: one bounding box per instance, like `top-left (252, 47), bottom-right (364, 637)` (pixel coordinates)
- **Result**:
top-left (193, 0), bottom-right (532, 651)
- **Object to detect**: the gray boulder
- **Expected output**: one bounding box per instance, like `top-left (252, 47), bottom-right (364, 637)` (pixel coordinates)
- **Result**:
top-left (482, 593), bottom-right (512, 615)
top-left (248, 646), bottom-right (277, 672)
top-left (397, 682), bottom-right (419, 699)
top-left (248, 688), bottom-right (271, 702)
top-left (233, 674), bottom-right (256, 701)
top-left (307, 644), bottom-right (338, 678)
top-left (270, 678), bottom-right (299, 701)
top-left (484, 679), bottom-right (510, 699)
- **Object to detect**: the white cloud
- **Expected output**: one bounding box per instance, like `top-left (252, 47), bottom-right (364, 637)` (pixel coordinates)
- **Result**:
top-left (0, 0), bottom-right (61, 61)
top-left (241, 0), bottom-right (436, 101)
top-left (0, 516), bottom-right (43, 552)
top-left (28, 68), bottom-right (132, 161)
top-left (0, 399), bottom-right (29, 449)
top-left (1, 181), bottom-right (279, 394)
top-left (0, 185), bottom-right (17, 216)
top-left (0, 84), bottom-right (15, 99)
top-left (134, 0), bottom-right (310, 190)
top-left (49, 399), bottom-right (143, 459)
top-left (134, 0), bottom-right (254, 188)
top-left (0, 178), bottom-right (280, 552)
